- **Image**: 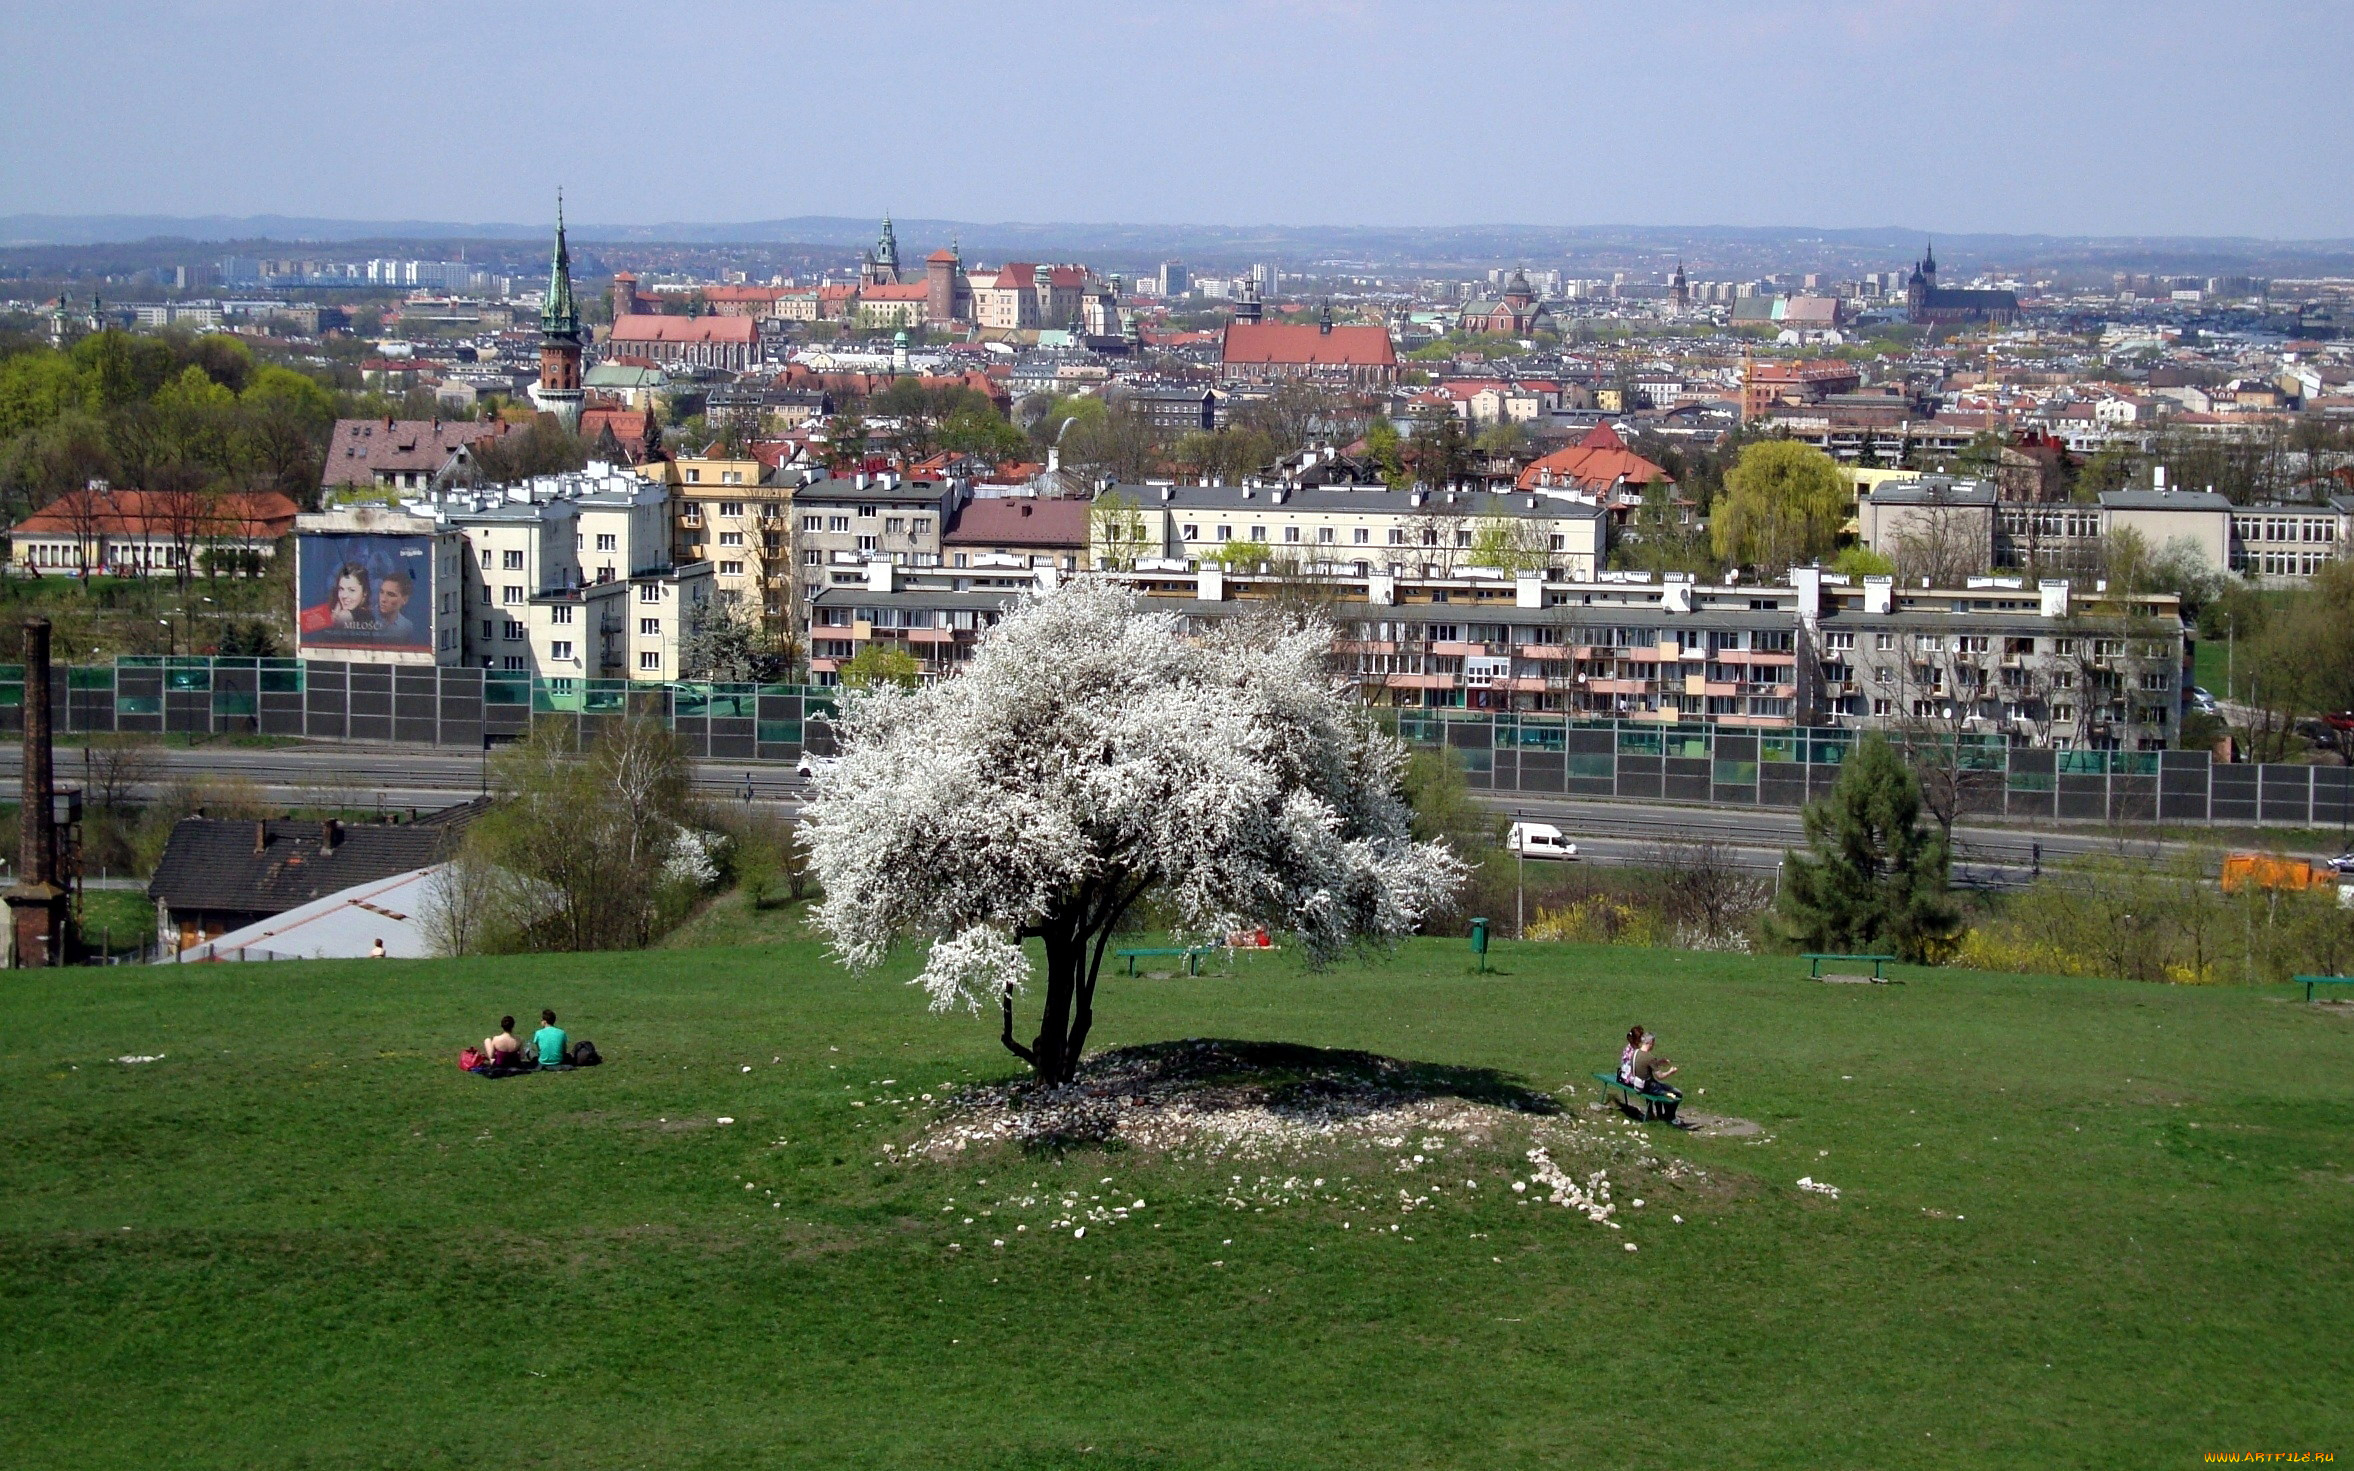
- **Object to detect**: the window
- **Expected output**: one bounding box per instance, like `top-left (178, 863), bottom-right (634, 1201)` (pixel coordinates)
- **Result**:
top-left (719, 531), bottom-right (744, 547)
top-left (501, 585), bottom-right (522, 605)
top-left (885, 517), bottom-right (905, 535)
top-left (1454, 530), bottom-right (1472, 548)
top-left (857, 535), bottom-right (878, 552)
top-left (1874, 632), bottom-right (1894, 650)
top-left (829, 516), bottom-right (850, 532)
top-left (551, 640), bottom-right (574, 661)
top-left (1181, 524), bottom-right (1200, 542)
top-left (501, 655), bottom-right (525, 671)
top-left (596, 533), bottom-right (617, 552)
top-left (499, 549), bottom-right (523, 571)
top-left (1250, 526), bottom-right (1267, 542)
top-left (502, 620), bottom-right (524, 641)
top-left (479, 549), bottom-right (492, 568)
top-left (639, 651), bottom-right (661, 671)
top-left (912, 517), bottom-right (931, 536)
top-left (803, 515), bottom-right (823, 532)
top-left (685, 468), bottom-right (701, 483)
top-left (480, 619), bottom-right (493, 639)
top-left (549, 605), bottom-right (573, 625)
top-left (639, 617), bottom-right (661, 637)
top-left (719, 501), bottom-right (744, 518)
top-left (639, 583), bottom-right (661, 603)
top-left (1317, 527), bottom-right (1335, 544)
top-left (857, 505), bottom-right (877, 519)
top-left (719, 560), bottom-right (744, 576)
top-left (1388, 528), bottom-right (1406, 545)
top-left (803, 550), bottom-right (821, 566)
top-left (1284, 526), bottom-right (1301, 543)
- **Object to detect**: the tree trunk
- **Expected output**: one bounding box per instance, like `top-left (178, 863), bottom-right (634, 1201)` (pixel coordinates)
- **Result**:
top-left (1029, 926), bottom-right (1085, 1087)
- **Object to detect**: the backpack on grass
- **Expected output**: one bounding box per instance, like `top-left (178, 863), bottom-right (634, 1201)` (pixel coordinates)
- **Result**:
top-left (568, 1039), bottom-right (601, 1067)
top-left (459, 1047), bottom-right (484, 1072)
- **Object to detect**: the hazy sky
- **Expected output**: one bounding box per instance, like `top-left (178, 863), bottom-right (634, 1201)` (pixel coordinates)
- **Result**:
top-left (5, 0), bottom-right (2351, 238)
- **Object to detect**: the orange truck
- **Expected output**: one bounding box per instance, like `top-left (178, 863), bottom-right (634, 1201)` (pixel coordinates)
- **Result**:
top-left (2220, 851), bottom-right (2333, 893)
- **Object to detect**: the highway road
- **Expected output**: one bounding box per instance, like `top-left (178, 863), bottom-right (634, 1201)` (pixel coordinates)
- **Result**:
top-left (0, 740), bottom-right (2200, 890)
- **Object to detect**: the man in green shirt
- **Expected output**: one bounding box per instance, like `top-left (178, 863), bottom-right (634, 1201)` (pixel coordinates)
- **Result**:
top-left (533, 1009), bottom-right (568, 1069)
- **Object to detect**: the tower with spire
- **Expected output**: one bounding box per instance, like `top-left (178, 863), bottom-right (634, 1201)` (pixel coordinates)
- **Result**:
top-left (1668, 259), bottom-right (1689, 318)
top-left (531, 192), bottom-right (585, 430)
top-left (860, 214), bottom-right (903, 287)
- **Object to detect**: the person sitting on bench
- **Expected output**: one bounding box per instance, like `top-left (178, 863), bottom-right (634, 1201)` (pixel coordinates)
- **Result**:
top-left (1632, 1031), bottom-right (1681, 1123)
top-left (533, 1009), bottom-right (568, 1070)
top-left (1617, 1025), bottom-right (1645, 1087)
top-left (483, 1016), bottom-right (525, 1074)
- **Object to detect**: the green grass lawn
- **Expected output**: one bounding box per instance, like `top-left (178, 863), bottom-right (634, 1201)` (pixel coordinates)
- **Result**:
top-left (4, 939), bottom-right (2351, 1469)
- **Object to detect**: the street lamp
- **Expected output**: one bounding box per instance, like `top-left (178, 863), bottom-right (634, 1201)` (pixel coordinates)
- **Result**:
top-left (157, 618), bottom-right (172, 657)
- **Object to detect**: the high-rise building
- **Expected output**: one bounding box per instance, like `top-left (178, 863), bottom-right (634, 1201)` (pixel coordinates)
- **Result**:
top-left (1158, 260), bottom-right (1189, 297)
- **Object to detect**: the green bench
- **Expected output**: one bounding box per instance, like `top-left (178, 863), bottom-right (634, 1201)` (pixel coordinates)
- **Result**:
top-left (1801, 952), bottom-right (1896, 981)
top-left (1115, 946), bottom-right (1214, 977)
top-left (2294, 974), bottom-right (2354, 1003)
top-left (1592, 1071), bottom-right (1665, 1119)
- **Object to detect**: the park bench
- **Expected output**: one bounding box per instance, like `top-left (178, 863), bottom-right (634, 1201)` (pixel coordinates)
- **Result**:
top-left (1115, 946), bottom-right (1214, 977)
top-left (2294, 974), bottom-right (2354, 1003)
top-left (1801, 952), bottom-right (1897, 982)
top-left (1592, 1071), bottom-right (1662, 1119)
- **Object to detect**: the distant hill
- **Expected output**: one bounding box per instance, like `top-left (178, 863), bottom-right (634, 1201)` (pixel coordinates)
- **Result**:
top-left (5, 214), bottom-right (2353, 276)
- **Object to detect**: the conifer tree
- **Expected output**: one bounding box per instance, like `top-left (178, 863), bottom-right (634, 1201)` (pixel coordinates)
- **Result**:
top-left (1773, 733), bottom-right (1959, 962)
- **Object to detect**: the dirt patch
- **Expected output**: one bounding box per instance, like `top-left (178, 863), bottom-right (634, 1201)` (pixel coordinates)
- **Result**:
top-left (889, 1039), bottom-right (1730, 1234)
top-left (1677, 1110), bottom-right (1763, 1139)
top-left (896, 1038), bottom-right (1564, 1164)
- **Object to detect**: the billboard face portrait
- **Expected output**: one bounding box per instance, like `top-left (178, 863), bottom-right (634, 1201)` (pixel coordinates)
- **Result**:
top-left (297, 534), bottom-right (434, 652)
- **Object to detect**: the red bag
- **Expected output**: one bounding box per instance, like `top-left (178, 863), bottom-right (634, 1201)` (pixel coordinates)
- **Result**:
top-left (459, 1047), bottom-right (485, 1072)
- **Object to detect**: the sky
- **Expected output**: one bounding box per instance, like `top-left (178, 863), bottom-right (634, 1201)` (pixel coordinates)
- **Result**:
top-left (4, 0), bottom-right (2352, 239)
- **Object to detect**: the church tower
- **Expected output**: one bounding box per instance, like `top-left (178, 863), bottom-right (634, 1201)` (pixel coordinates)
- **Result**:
top-left (532, 192), bottom-right (585, 430)
top-left (861, 215), bottom-right (903, 287)
top-left (1668, 259), bottom-right (1689, 318)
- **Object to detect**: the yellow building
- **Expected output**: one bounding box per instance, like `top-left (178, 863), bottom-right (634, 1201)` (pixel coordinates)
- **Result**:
top-left (640, 455), bottom-right (798, 626)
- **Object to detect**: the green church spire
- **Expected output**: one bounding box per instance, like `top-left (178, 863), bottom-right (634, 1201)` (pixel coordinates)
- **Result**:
top-left (541, 190), bottom-right (580, 341)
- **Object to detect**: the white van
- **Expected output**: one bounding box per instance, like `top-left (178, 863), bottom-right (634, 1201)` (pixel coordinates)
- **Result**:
top-left (1506, 821), bottom-right (1578, 860)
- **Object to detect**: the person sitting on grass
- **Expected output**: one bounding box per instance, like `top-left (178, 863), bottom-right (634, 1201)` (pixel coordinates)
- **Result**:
top-left (483, 1016), bottom-right (524, 1073)
top-left (1632, 1031), bottom-right (1682, 1124)
top-left (533, 1009), bottom-right (568, 1070)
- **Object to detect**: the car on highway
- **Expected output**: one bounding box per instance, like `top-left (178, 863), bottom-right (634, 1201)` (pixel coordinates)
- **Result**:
top-left (2327, 853), bottom-right (2354, 876)
top-left (1506, 821), bottom-right (1578, 860)
top-left (794, 752), bottom-right (838, 780)
top-left (2188, 687), bottom-right (2219, 714)
top-left (2326, 711), bottom-right (2354, 734)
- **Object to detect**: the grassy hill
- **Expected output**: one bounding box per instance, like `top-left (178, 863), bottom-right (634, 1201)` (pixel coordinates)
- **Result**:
top-left (3, 937), bottom-right (2350, 1468)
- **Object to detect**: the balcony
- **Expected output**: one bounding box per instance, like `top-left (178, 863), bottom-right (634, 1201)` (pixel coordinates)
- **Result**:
top-left (1516, 643), bottom-right (1569, 660)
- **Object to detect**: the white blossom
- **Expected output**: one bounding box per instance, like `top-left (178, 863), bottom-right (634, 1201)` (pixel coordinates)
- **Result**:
top-left (801, 580), bottom-right (1466, 1078)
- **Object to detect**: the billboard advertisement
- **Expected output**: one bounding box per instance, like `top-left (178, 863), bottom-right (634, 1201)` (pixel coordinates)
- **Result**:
top-left (297, 533), bottom-right (435, 652)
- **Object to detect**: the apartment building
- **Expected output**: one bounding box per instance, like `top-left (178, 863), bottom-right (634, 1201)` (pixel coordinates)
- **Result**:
top-left (1814, 576), bottom-right (2184, 750)
top-left (790, 473), bottom-right (966, 615)
top-left (323, 464), bottom-right (715, 682)
top-left (1866, 474), bottom-right (2348, 587)
top-left (1099, 482), bottom-right (1610, 580)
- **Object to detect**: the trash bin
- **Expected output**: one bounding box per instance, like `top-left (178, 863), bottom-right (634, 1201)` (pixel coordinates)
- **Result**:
top-left (1469, 917), bottom-right (1489, 956)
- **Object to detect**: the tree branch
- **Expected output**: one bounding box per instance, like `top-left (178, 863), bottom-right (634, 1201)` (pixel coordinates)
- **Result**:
top-left (998, 984), bottom-right (1036, 1066)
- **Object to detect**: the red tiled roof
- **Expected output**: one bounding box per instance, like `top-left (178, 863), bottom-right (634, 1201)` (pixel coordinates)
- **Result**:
top-left (609, 314), bottom-right (759, 345)
top-left (1515, 423), bottom-right (1669, 493)
top-left (927, 250), bottom-right (958, 264)
top-left (702, 285), bottom-right (783, 304)
top-left (14, 487), bottom-right (299, 539)
top-left (1220, 322), bottom-right (1397, 368)
top-left (859, 283), bottom-right (931, 302)
top-left (323, 417), bottom-right (517, 486)
top-left (944, 496), bottom-right (1089, 548)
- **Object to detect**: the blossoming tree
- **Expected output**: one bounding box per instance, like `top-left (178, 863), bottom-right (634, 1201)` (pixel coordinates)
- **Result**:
top-left (801, 580), bottom-right (1465, 1086)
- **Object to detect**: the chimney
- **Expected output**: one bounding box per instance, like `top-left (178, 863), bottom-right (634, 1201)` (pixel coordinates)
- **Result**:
top-left (320, 819), bottom-right (342, 854)
top-left (253, 821), bottom-right (267, 856)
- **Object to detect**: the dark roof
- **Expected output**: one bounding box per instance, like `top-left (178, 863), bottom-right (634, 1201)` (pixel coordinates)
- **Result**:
top-left (147, 810), bottom-right (477, 916)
